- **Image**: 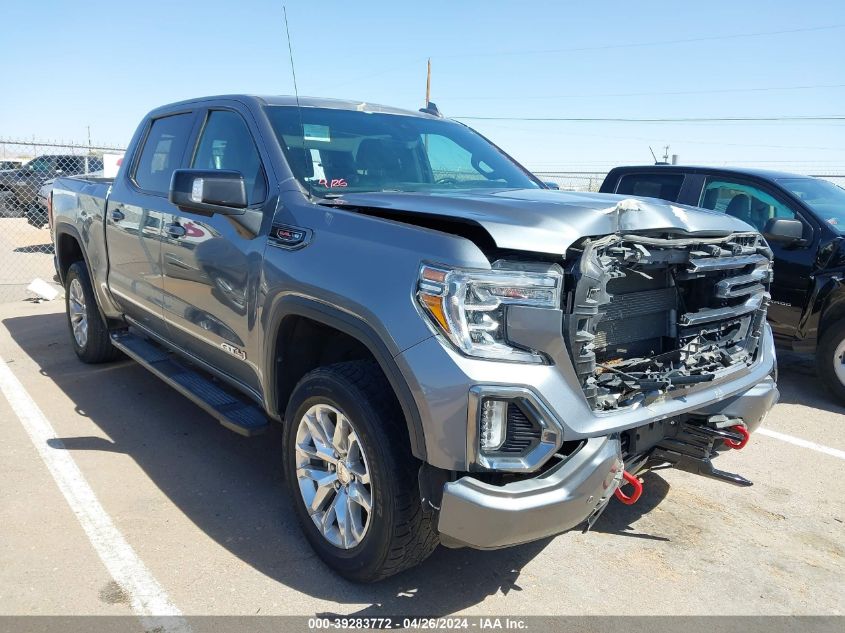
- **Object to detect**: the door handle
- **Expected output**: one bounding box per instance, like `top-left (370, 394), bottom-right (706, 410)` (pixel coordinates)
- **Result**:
top-left (110, 209), bottom-right (125, 222)
top-left (166, 223), bottom-right (187, 239)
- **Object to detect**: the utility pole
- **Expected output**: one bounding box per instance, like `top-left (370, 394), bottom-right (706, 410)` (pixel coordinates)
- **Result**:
top-left (425, 58), bottom-right (431, 106)
top-left (662, 145), bottom-right (670, 163)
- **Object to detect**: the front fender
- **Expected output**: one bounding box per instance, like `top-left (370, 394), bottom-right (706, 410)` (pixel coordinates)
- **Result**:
top-left (259, 293), bottom-right (429, 460)
top-left (796, 273), bottom-right (845, 353)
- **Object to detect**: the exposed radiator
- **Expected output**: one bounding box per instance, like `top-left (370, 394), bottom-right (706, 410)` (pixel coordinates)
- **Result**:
top-left (595, 287), bottom-right (676, 349)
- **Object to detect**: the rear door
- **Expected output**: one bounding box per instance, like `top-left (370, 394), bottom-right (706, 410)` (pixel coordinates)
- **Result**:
top-left (696, 177), bottom-right (817, 341)
top-left (106, 111), bottom-right (198, 336)
top-left (161, 106), bottom-right (273, 393)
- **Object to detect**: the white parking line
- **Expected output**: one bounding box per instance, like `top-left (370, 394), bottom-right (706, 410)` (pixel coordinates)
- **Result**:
top-left (0, 357), bottom-right (190, 632)
top-left (758, 427), bottom-right (845, 461)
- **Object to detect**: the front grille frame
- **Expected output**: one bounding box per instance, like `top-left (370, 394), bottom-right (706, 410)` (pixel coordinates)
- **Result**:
top-left (563, 231), bottom-right (772, 411)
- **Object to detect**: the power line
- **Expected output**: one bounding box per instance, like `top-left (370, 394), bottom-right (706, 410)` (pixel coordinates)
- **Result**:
top-left (454, 115), bottom-right (845, 123)
top-left (434, 23), bottom-right (845, 60)
top-left (472, 121), bottom-right (845, 152)
top-left (451, 83), bottom-right (845, 101)
top-left (323, 23), bottom-right (843, 91)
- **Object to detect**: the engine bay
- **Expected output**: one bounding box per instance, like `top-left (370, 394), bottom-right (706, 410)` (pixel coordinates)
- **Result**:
top-left (563, 231), bottom-right (773, 410)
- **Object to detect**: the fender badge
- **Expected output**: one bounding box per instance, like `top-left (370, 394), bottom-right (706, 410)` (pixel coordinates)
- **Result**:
top-left (221, 343), bottom-right (246, 361)
top-left (269, 224), bottom-right (310, 249)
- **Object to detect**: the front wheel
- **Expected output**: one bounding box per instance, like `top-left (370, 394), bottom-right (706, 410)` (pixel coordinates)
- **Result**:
top-left (65, 262), bottom-right (120, 364)
top-left (283, 361), bottom-right (438, 582)
top-left (816, 319), bottom-right (845, 403)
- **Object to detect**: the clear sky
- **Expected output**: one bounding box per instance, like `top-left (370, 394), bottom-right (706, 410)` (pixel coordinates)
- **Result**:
top-left (1, 0), bottom-right (844, 172)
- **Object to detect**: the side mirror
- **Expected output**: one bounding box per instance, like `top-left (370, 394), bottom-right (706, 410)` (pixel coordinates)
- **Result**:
top-left (169, 169), bottom-right (247, 216)
top-left (763, 218), bottom-right (804, 244)
top-left (544, 181), bottom-right (560, 190)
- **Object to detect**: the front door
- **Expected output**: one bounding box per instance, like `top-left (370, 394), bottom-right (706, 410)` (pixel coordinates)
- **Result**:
top-left (161, 107), bottom-right (272, 393)
top-left (697, 177), bottom-right (815, 342)
top-left (106, 111), bottom-right (197, 336)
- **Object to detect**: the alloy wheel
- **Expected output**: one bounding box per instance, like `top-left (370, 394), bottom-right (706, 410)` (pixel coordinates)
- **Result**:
top-left (834, 337), bottom-right (845, 385)
top-left (68, 278), bottom-right (88, 349)
top-left (294, 403), bottom-right (372, 549)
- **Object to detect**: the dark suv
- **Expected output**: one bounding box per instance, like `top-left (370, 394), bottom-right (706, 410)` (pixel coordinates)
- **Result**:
top-left (0, 154), bottom-right (103, 221)
top-left (601, 165), bottom-right (845, 401)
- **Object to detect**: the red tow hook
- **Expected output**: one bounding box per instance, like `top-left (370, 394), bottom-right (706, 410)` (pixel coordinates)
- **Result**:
top-left (724, 424), bottom-right (750, 450)
top-left (614, 470), bottom-right (643, 505)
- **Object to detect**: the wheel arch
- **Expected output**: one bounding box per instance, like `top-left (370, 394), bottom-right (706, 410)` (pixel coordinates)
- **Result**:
top-left (263, 295), bottom-right (427, 460)
top-left (54, 223), bottom-right (87, 285)
top-left (818, 276), bottom-right (845, 342)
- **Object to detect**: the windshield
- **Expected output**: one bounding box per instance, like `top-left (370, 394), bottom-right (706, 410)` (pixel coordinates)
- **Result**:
top-left (778, 177), bottom-right (845, 232)
top-left (265, 106), bottom-right (539, 195)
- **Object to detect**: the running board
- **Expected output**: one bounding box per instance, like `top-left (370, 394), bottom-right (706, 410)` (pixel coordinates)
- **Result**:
top-left (110, 331), bottom-right (269, 437)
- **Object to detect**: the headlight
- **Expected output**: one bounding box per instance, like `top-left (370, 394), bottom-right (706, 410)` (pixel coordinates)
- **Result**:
top-left (417, 260), bottom-right (563, 363)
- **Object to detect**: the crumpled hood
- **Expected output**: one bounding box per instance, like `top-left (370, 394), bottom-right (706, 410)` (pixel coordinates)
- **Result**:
top-left (328, 188), bottom-right (756, 255)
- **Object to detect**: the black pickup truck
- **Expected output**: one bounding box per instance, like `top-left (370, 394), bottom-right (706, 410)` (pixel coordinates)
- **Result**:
top-left (601, 165), bottom-right (845, 401)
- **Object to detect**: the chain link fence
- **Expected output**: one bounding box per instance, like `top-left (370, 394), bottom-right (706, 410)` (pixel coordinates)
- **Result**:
top-left (1, 137), bottom-right (844, 304)
top-left (534, 171), bottom-right (607, 192)
top-left (0, 139), bottom-right (124, 302)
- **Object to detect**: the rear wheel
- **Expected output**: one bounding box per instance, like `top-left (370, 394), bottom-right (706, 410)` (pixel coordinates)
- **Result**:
top-left (65, 262), bottom-right (120, 364)
top-left (283, 360), bottom-right (438, 582)
top-left (816, 319), bottom-right (845, 403)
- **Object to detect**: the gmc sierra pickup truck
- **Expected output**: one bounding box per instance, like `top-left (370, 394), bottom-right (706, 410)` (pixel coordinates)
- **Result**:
top-left (51, 95), bottom-right (778, 582)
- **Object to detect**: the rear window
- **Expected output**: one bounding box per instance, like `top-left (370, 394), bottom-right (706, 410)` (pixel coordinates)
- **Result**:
top-left (133, 113), bottom-right (194, 194)
top-left (615, 173), bottom-right (685, 202)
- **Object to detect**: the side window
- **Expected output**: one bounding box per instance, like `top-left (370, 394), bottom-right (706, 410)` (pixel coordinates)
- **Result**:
top-left (423, 134), bottom-right (494, 184)
top-left (699, 179), bottom-right (799, 232)
top-left (30, 156), bottom-right (54, 173)
top-left (616, 173), bottom-right (685, 202)
top-left (133, 113), bottom-right (194, 194)
top-left (192, 110), bottom-right (267, 205)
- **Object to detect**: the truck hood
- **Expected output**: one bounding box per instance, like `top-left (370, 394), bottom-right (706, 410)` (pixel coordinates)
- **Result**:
top-left (325, 188), bottom-right (755, 255)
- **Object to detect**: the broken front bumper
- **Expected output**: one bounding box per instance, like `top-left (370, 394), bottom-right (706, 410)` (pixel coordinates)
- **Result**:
top-left (437, 435), bottom-right (622, 549)
top-left (435, 372), bottom-right (779, 550)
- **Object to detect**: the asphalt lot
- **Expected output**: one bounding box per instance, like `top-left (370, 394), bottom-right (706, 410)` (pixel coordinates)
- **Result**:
top-left (0, 219), bottom-right (55, 303)
top-left (0, 300), bottom-right (843, 619)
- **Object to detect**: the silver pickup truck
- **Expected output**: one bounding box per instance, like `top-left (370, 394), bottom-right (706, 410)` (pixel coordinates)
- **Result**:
top-left (50, 95), bottom-right (778, 582)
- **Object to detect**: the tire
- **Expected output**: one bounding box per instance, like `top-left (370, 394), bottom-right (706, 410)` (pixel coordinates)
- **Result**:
top-left (0, 193), bottom-right (24, 218)
top-left (26, 206), bottom-right (48, 228)
top-left (283, 360), bottom-right (438, 582)
top-left (816, 319), bottom-right (845, 403)
top-left (65, 262), bottom-right (120, 364)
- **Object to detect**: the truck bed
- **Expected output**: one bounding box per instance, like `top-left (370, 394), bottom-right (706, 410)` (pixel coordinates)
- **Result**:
top-left (51, 175), bottom-right (115, 304)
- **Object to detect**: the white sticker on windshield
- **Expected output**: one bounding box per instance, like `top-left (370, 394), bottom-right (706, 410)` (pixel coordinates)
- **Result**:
top-left (303, 124), bottom-right (330, 142)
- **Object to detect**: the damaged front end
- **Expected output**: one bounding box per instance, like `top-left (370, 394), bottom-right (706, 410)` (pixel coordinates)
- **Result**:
top-left (564, 230), bottom-right (773, 411)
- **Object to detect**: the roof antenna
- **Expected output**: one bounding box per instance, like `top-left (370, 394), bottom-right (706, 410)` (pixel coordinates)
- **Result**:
top-left (283, 5), bottom-right (311, 198)
top-left (419, 57), bottom-right (443, 117)
top-left (649, 145), bottom-right (658, 163)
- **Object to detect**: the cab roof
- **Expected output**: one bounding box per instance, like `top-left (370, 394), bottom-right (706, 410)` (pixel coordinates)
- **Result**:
top-left (150, 94), bottom-right (438, 120)
top-left (609, 164), bottom-right (814, 181)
